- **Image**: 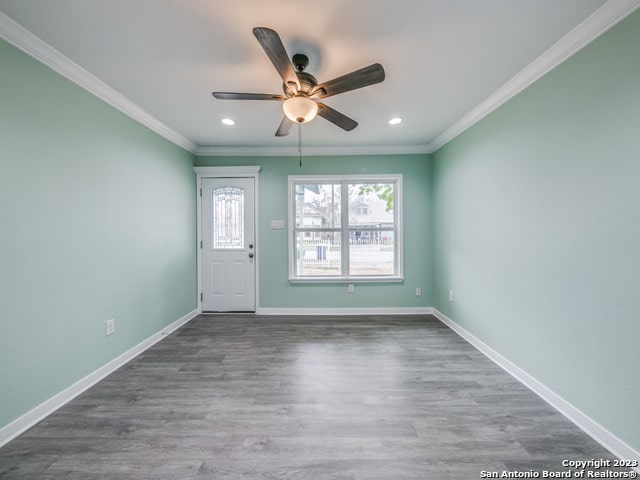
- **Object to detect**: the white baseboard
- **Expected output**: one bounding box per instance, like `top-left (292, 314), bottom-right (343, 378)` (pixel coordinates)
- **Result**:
top-left (256, 307), bottom-right (434, 316)
top-left (432, 308), bottom-right (640, 468)
top-left (0, 308), bottom-right (199, 448)
top-left (4, 306), bottom-right (637, 469)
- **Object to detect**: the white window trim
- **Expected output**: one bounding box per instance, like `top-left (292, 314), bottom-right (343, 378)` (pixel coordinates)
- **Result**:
top-left (288, 174), bottom-right (404, 283)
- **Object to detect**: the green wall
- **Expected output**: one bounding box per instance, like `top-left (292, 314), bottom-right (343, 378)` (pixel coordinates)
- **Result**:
top-left (432, 10), bottom-right (640, 452)
top-left (0, 39), bottom-right (197, 429)
top-left (2, 5), bottom-right (638, 457)
top-left (195, 154), bottom-right (434, 309)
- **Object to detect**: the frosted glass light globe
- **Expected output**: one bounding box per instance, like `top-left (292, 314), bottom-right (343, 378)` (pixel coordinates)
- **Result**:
top-left (283, 96), bottom-right (318, 123)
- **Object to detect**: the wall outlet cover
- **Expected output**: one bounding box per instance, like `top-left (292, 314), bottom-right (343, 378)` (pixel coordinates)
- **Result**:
top-left (106, 319), bottom-right (115, 336)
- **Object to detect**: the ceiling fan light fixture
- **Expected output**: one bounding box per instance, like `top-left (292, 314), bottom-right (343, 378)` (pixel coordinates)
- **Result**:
top-left (283, 95), bottom-right (318, 123)
top-left (212, 27), bottom-right (385, 136)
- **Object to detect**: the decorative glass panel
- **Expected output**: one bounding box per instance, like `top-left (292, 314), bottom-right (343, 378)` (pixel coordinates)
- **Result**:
top-left (212, 187), bottom-right (244, 249)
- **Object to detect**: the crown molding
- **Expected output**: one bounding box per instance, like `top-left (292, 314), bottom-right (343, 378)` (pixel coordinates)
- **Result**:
top-left (427, 0), bottom-right (640, 153)
top-left (0, 12), bottom-right (198, 154)
top-left (194, 144), bottom-right (433, 157)
top-left (4, 0), bottom-right (639, 158)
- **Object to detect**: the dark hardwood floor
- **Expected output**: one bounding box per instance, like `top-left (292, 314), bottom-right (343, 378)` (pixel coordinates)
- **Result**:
top-left (0, 314), bottom-right (629, 479)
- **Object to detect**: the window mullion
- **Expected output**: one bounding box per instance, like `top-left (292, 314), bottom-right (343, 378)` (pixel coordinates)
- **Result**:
top-left (341, 181), bottom-right (349, 277)
top-left (394, 180), bottom-right (401, 276)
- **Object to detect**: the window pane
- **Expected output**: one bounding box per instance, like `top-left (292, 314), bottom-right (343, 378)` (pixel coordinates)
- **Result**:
top-left (212, 187), bottom-right (244, 249)
top-left (349, 230), bottom-right (395, 276)
top-left (295, 231), bottom-right (341, 276)
top-left (289, 175), bottom-right (402, 281)
top-left (295, 183), bottom-right (341, 228)
top-left (348, 183), bottom-right (394, 228)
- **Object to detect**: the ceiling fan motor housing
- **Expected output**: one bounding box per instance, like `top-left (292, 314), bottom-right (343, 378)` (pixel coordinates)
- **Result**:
top-left (292, 53), bottom-right (309, 72)
top-left (283, 54), bottom-right (319, 97)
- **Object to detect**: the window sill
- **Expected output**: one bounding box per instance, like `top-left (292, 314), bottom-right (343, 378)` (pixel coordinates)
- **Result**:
top-left (289, 276), bottom-right (404, 284)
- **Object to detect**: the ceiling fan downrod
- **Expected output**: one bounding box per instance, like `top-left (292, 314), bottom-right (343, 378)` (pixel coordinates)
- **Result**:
top-left (298, 122), bottom-right (303, 168)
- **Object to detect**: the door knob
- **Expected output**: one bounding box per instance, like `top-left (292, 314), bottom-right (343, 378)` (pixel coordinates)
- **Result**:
top-left (248, 253), bottom-right (254, 258)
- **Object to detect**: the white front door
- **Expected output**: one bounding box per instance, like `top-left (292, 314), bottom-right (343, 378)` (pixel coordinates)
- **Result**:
top-left (202, 177), bottom-right (256, 312)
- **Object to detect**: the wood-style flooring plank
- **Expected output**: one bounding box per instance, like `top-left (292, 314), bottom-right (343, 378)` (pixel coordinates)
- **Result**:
top-left (0, 314), bottom-right (630, 479)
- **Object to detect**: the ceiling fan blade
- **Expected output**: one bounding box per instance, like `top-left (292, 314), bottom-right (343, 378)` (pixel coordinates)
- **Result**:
top-left (212, 92), bottom-right (284, 101)
top-left (316, 103), bottom-right (358, 131)
top-left (313, 63), bottom-right (385, 99)
top-left (275, 116), bottom-right (294, 137)
top-left (252, 27), bottom-right (299, 89)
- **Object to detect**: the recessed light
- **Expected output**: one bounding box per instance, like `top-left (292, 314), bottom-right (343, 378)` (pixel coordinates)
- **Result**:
top-left (221, 118), bottom-right (235, 126)
top-left (388, 117), bottom-right (403, 125)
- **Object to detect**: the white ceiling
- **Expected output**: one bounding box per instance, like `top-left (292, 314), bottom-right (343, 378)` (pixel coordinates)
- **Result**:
top-left (0, 0), bottom-right (627, 155)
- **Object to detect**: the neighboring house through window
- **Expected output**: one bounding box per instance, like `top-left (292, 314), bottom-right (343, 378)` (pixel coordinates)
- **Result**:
top-left (354, 204), bottom-right (369, 215)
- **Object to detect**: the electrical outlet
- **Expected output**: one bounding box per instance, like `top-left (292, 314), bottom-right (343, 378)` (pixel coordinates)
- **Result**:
top-left (416, 287), bottom-right (422, 297)
top-left (347, 283), bottom-right (355, 293)
top-left (449, 290), bottom-right (454, 302)
top-left (106, 318), bottom-right (115, 336)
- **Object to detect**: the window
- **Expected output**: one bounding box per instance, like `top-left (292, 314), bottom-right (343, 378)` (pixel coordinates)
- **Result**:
top-left (288, 175), bottom-right (403, 282)
top-left (354, 204), bottom-right (369, 215)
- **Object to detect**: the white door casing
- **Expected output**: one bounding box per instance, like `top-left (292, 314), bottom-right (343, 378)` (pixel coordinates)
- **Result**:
top-left (201, 176), bottom-right (256, 312)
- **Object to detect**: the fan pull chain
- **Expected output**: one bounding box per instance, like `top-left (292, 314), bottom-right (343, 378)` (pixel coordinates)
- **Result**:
top-left (298, 122), bottom-right (303, 167)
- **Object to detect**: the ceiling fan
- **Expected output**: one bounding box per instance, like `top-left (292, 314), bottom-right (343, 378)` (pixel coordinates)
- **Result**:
top-left (212, 27), bottom-right (385, 137)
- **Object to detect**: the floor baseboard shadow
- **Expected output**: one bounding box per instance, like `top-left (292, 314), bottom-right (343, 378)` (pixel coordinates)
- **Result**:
top-left (431, 308), bottom-right (640, 469)
top-left (1, 306), bottom-right (637, 472)
top-left (0, 308), bottom-right (200, 448)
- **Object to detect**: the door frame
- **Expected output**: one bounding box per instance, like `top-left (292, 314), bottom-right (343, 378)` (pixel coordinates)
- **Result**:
top-left (194, 166), bottom-right (261, 313)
